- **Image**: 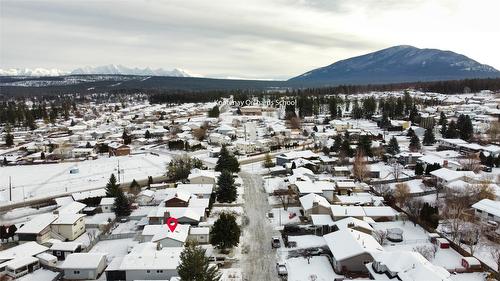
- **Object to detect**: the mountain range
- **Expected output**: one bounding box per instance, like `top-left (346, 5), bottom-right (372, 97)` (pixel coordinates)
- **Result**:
top-left (1, 46), bottom-right (499, 87)
top-left (290, 45), bottom-right (500, 85)
top-left (0, 64), bottom-right (198, 77)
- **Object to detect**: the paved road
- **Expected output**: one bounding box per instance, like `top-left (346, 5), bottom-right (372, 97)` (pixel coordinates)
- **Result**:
top-left (240, 172), bottom-right (280, 281)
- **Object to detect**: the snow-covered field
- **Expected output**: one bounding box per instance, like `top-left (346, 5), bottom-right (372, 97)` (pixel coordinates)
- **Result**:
top-left (0, 154), bottom-right (170, 204)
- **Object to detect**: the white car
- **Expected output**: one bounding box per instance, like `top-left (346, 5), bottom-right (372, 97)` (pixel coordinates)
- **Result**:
top-left (276, 262), bottom-right (287, 276)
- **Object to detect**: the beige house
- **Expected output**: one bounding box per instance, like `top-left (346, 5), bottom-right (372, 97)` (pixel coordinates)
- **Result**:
top-left (51, 214), bottom-right (86, 241)
top-left (187, 169), bottom-right (219, 185)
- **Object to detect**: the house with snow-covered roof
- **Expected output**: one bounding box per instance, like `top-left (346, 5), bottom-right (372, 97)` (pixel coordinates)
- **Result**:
top-left (60, 253), bottom-right (106, 280)
top-left (16, 213), bottom-right (58, 244)
top-left (323, 228), bottom-right (384, 274)
top-left (299, 193), bottom-right (331, 217)
top-left (141, 224), bottom-right (190, 247)
top-left (472, 199), bottom-right (500, 222)
top-left (187, 169), bottom-right (219, 185)
top-left (50, 213), bottom-right (86, 241)
top-left (105, 242), bottom-right (182, 281)
top-left (368, 251), bottom-right (451, 281)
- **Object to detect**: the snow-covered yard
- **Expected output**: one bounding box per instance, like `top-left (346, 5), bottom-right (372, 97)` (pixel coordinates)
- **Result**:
top-left (269, 207), bottom-right (301, 226)
top-left (0, 154), bottom-right (169, 204)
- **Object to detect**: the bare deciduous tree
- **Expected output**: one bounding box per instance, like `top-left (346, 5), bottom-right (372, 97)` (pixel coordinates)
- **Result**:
top-left (460, 153), bottom-right (481, 173)
top-left (289, 117), bottom-right (302, 129)
top-left (192, 127), bottom-right (207, 141)
top-left (352, 150), bottom-right (368, 181)
top-left (488, 121), bottom-right (500, 142)
top-left (491, 248), bottom-right (500, 280)
top-left (394, 183), bottom-right (411, 206)
top-left (373, 230), bottom-right (388, 245)
top-left (390, 160), bottom-right (403, 182)
top-left (274, 183), bottom-right (294, 211)
top-left (404, 198), bottom-right (423, 226)
top-left (413, 245), bottom-right (437, 261)
top-left (373, 184), bottom-right (392, 197)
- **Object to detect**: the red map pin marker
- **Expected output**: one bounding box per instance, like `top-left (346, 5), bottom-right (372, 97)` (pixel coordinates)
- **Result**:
top-left (166, 217), bottom-right (178, 232)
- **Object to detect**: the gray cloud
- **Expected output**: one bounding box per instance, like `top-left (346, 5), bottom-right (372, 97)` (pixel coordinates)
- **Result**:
top-left (1, 0), bottom-right (499, 79)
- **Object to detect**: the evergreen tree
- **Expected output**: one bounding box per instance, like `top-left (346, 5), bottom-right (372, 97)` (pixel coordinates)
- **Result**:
top-left (208, 106), bottom-right (220, 118)
top-left (7, 225), bottom-right (17, 241)
top-left (408, 106), bottom-right (420, 124)
top-left (406, 127), bottom-right (415, 137)
top-left (215, 145), bottom-right (240, 173)
top-left (177, 241), bottom-right (221, 281)
top-left (0, 225), bottom-right (6, 242)
top-left (440, 122), bottom-right (447, 137)
top-left (322, 146), bottom-right (330, 156)
top-left (122, 130), bottom-right (132, 145)
top-left (216, 170), bottom-right (237, 203)
top-left (130, 179), bottom-right (140, 193)
top-left (5, 132), bottom-right (14, 146)
top-left (358, 135), bottom-right (373, 157)
top-left (409, 135), bottom-right (421, 152)
top-left (457, 114), bottom-right (473, 141)
top-left (105, 174), bottom-right (120, 197)
top-left (340, 138), bottom-right (353, 158)
top-left (331, 135), bottom-right (342, 152)
top-left (415, 162), bottom-right (424, 176)
top-left (445, 120), bottom-right (459, 138)
top-left (145, 130), bottom-right (151, 139)
top-left (263, 153), bottom-right (275, 168)
top-left (167, 156), bottom-right (200, 181)
top-left (439, 112), bottom-right (447, 127)
top-left (386, 137), bottom-right (400, 155)
top-left (210, 212), bottom-right (241, 249)
top-left (113, 190), bottom-right (131, 217)
top-left (379, 113), bottom-right (391, 129)
top-left (422, 129), bottom-right (436, 146)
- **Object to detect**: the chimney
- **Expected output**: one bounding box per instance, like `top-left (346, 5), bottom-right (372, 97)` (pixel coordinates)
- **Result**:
top-left (443, 160), bottom-right (448, 168)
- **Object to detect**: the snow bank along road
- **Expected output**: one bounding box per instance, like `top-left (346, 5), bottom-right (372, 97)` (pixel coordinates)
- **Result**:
top-left (240, 172), bottom-right (280, 281)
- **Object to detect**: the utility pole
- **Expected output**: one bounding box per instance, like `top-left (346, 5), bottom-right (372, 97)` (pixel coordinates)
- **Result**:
top-left (117, 160), bottom-right (121, 183)
top-left (9, 176), bottom-right (12, 201)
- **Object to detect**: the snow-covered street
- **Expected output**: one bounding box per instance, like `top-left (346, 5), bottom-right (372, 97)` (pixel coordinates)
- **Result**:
top-left (239, 172), bottom-right (280, 281)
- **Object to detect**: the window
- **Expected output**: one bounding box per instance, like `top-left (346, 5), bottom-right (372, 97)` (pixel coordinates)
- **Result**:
top-left (156, 270), bottom-right (163, 273)
top-left (147, 270), bottom-right (150, 273)
top-left (73, 270), bottom-right (80, 274)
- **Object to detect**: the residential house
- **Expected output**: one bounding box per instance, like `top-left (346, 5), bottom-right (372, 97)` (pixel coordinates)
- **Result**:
top-left (100, 197), bottom-right (116, 213)
top-left (108, 142), bottom-right (130, 156)
top-left (472, 199), bottom-right (500, 222)
top-left (323, 228), bottom-right (384, 274)
top-left (188, 169), bottom-right (219, 185)
top-left (299, 193), bottom-right (331, 217)
top-left (16, 213), bottom-right (58, 244)
top-left (50, 214), bottom-right (86, 241)
top-left (369, 251), bottom-right (451, 281)
top-left (50, 242), bottom-right (83, 260)
top-left (188, 227), bottom-right (210, 244)
top-left (105, 243), bottom-right (181, 281)
top-left (141, 224), bottom-right (190, 247)
top-left (61, 253), bottom-right (107, 280)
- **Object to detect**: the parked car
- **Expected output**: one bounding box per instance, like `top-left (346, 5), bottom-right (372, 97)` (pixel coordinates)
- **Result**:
top-left (276, 262), bottom-right (287, 276)
top-left (272, 236), bottom-right (281, 248)
top-left (208, 256), bottom-right (226, 267)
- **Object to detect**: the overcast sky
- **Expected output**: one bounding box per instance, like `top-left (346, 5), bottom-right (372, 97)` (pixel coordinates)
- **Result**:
top-left (1, 0), bottom-right (499, 79)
